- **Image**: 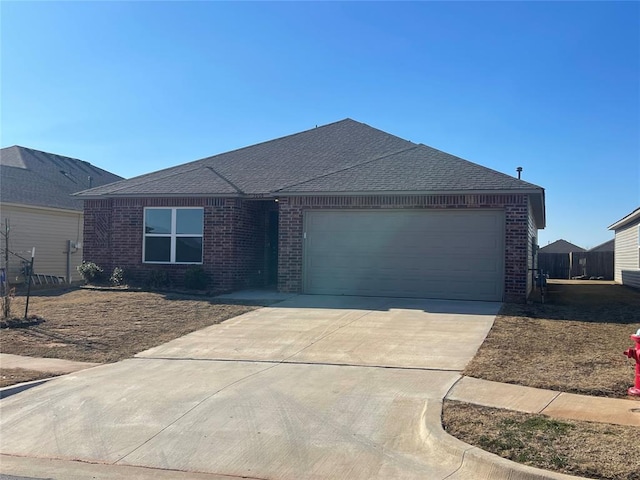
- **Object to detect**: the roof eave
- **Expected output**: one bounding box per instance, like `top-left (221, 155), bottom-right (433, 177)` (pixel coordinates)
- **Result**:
top-left (533, 188), bottom-right (546, 229)
top-left (275, 188), bottom-right (545, 196)
top-left (608, 207), bottom-right (640, 231)
top-left (75, 192), bottom-right (245, 200)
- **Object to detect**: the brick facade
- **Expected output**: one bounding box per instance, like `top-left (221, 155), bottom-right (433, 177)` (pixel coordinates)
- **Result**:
top-left (83, 197), bottom-right (270, 292)
top-left (277, 194), bottom-right (532, 303)
top-left (84, 193), bottom-right (534, 302)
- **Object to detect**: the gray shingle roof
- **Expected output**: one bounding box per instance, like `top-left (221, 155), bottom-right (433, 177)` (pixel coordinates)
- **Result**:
top-left (539, 239), bottom-right (586, 254)
top-left (76, 119), bottom-right (544, 198)
top-left (1, 146), bottom-right (123, 211)
top-left (588, 239), bottom-right (614, 252)
top-left (278, 143), bottom-right (542, 193)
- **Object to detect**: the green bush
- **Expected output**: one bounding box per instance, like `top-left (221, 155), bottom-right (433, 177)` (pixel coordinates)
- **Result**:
top-left (184, 266), bottom-right (209, 290)
top-left (110, 267), bottom-right (126, 286)
top-left (77, 262), bottom-right (104, 284)
top-left (145, 269), bottom-right (170, 289)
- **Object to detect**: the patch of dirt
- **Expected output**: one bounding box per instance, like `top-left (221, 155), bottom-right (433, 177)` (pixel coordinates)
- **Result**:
top-left (464, 282), bottom-right (640, 398)
top-left (443, 401), bottom-right (640, 480)
top-left (0, 315), bottom-right (45, 329)
top-left (0, 289), bottom-right (260, 364)
top-left (0, 368), bottom-right (58, 388)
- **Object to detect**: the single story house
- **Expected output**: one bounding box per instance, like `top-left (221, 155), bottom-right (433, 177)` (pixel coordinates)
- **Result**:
top-left (76, 119), bottom-right (546, 302)
top-left (0, 146), bottom-right (123, 283)
top-left (538, 239), bottom-right (585, 254)
top-left (608, 207), bottom-right (640, 288)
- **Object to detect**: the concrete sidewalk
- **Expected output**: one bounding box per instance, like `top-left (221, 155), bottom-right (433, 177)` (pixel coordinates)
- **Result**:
top-left (0, 353), bottom-right (100, 374)
top-left (446, 376), bottom-right (640, 427)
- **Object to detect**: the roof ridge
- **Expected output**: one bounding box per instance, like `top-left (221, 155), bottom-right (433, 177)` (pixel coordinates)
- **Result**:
top-left (16, 145), bottom-right (27, 169)
top-left (204, 166), bottom-right (244, 194)
top-left (274, 145), bottom-right (419, 192)
top-left (184, 119), bottom-right (367, 166)
top-left (2, 145), bottom-right (123, 179)
top-left (74, 165), bottom-right (203, 196)
top-left (206, 118), bottom-right (417, 166)
top-left (75, 119), bottom-right (360, 191)
top-left (415, 143), bottom-right (543, 190)
top-left (75, 118), bottom-right (414, 197)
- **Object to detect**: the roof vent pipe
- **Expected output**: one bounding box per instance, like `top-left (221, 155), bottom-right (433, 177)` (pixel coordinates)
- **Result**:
top-left (88, 175), bottom-right (93, 188)
top-left (516, 167), bottom-right (523, 179)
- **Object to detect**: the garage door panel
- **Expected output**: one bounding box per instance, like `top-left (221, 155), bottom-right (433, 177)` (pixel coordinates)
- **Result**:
top-left (310, 253), bottom-right (499, 274)
top-left (304, 210), bottom-right (504, 301)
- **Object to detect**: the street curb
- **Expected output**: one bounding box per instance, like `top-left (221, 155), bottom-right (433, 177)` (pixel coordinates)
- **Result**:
top-left (0, 378), bottom-right (54, 399)
top-left (424, 400), bottom-right (588, 480)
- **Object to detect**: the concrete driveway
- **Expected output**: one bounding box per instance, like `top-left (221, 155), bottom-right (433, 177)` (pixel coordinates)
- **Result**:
top-left (1, 295), bottom-right (502, 479)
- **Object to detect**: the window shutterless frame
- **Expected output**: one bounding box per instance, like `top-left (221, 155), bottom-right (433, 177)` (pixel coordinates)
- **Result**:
top-left (143, 207), bottom-right (204, 264)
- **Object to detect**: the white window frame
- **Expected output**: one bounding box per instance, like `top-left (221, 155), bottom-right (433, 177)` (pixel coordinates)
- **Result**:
top-left (143, 207), bottom-right (204, 264)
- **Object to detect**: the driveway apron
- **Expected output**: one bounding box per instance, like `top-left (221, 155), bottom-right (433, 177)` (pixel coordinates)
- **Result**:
top-left (0, 295), bottom-right (500, 479)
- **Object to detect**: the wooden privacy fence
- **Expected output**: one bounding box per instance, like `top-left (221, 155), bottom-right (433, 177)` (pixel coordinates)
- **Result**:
top-left (538, 251), bottom-right (614, 280)
top-left (538, 253), bottom-right (571, 279)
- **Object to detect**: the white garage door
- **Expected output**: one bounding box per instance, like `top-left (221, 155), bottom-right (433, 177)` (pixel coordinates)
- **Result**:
top-left (303, 210), bottom-right (504, 301)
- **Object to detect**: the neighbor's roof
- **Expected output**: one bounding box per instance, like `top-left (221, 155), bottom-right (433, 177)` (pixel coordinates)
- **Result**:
top-left (539, 239), bottom-right (586, 254)
top-left (588, 239), bottom-right (615, 252)
top-left (74, 118), bottom-right (545, 224)
top-left (608, 207), bottom-right (640, 231)
top-left (0, 146), bottom-right (123, 211)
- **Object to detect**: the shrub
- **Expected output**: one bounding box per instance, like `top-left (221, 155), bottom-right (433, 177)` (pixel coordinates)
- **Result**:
top-left (145, 269), bottom-right (170, 289)
top-left (110, 267), bottom-right (126, 286)
top-left (184, 266), bottom-right (209, 290)
top-left (77, 262), bottom-right (104, 284)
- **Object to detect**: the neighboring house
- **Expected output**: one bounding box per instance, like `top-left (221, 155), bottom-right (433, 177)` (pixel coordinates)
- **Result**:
top-left (537, 240), bottom-right (585, 279)
top-left (588, 239), bottom-right (614, 252)
top-left (538, 238), bottom-right (615, 280)
top-left (0, 146), bottom-right (123, 284)
top-left (538, 239), bottom-right (585, 254)
top-left (608, 207), bottom-right (640, 288)
top-left (76, 119), bottom-right (546, 302)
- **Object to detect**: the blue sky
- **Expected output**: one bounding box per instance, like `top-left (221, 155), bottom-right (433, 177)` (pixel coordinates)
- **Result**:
top-left (1, 1), bottom-right (638, 249)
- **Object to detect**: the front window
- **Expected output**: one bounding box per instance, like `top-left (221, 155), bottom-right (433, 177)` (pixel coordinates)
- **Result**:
top-left (144, 208), bottom-right (203, 263)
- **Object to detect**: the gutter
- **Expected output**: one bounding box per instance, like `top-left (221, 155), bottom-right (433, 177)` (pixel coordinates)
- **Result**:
top-left (73, 189), bottom-right (544, 201)
top-left (608, 207), bottom-right (640, 231)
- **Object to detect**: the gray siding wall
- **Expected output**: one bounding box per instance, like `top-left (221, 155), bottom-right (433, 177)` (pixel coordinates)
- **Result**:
top-left (620, 270), bottom-right (640, 288)
top-left (614, 220), bottom-right (640, 287)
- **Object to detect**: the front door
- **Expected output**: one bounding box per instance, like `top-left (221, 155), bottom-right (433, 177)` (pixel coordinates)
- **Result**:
top-left (266, 210), bottom-right (279, 286)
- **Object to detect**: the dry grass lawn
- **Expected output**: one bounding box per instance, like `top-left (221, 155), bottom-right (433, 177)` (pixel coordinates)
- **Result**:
top-left (1, 288), bottom-right (259, 365)
top-left (447, 281), bottom-right (640, 480)
top-left (464, 281), bottom-right (640, 398)
top-left (443, 401), bottom-right (640, 480)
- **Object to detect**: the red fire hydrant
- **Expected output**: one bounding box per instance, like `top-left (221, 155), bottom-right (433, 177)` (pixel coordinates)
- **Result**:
top-left (623, 329), bottom-right (640, 397)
